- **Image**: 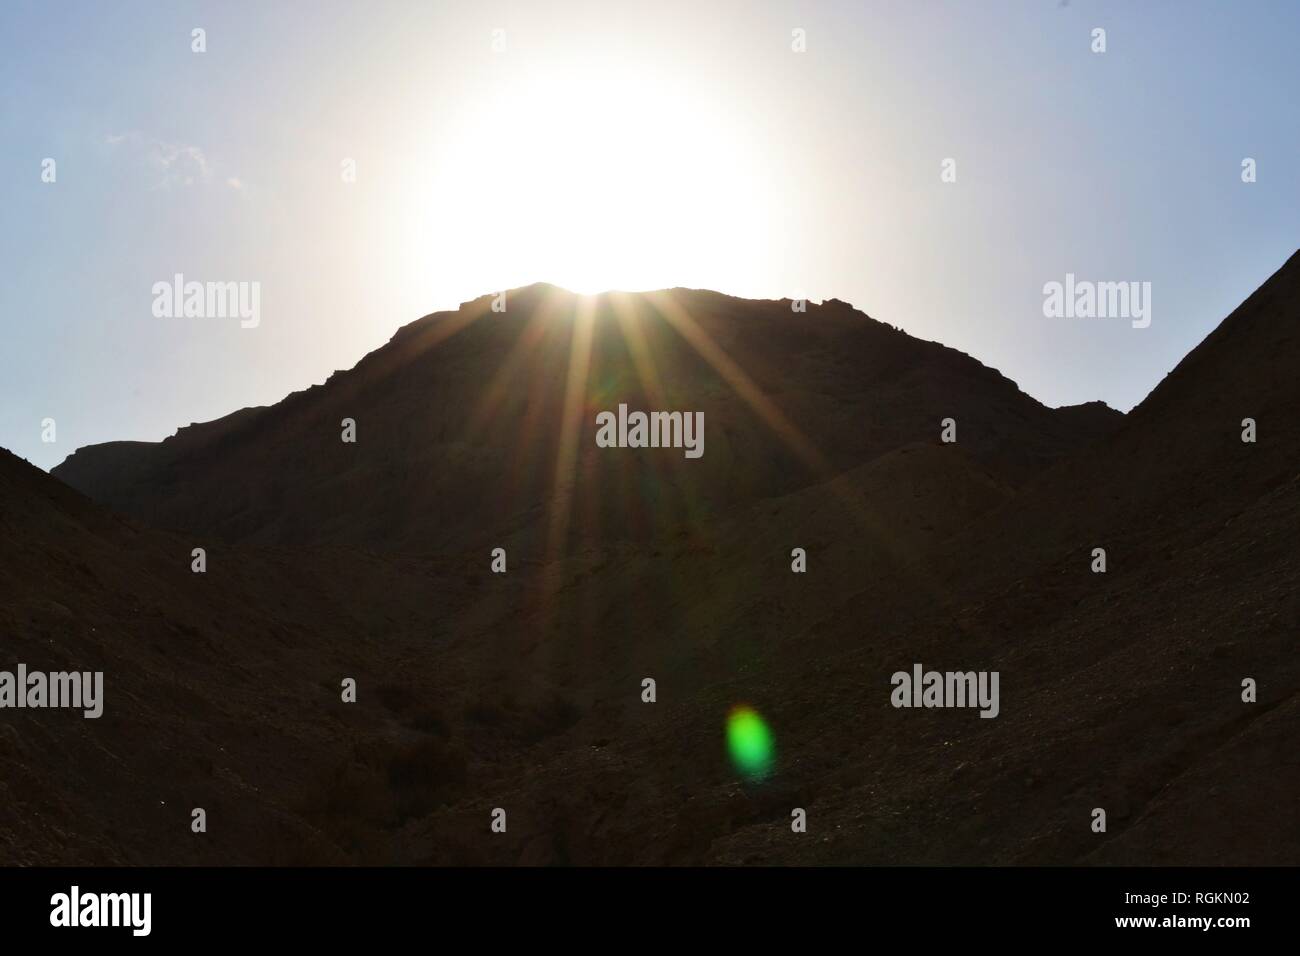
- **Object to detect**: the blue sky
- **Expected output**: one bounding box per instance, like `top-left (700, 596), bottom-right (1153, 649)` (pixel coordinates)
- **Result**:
top-left (2, 0), bottom-right (1297, 470)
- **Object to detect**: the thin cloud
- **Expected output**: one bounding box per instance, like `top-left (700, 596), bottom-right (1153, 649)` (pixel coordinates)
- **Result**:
top-left (104, 131), bottom-right (235, 190)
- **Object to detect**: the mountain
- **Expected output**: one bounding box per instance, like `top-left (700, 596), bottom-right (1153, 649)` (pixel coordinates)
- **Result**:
top-left (54, 285), bottom-right (1121, 554)
top-left (6, 252), bottom-right (1296, 865)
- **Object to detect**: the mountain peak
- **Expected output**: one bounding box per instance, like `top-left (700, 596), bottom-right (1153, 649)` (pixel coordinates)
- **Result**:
top-left (53, 286), bottom-right (1116, 552)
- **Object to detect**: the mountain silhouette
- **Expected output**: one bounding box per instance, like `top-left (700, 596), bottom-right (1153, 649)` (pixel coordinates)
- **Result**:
top-left (3, 252), bottom-right (1294, 864)
top-left (54, 285), bottom-right (1121, 553)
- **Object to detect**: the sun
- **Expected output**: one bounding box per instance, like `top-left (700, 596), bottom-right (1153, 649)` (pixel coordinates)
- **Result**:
top-left (401, 56), bottom-right (776, 298)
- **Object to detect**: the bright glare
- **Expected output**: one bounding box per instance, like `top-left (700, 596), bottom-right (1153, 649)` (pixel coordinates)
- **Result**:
top-left (405, 59), bottom-right (777, 297)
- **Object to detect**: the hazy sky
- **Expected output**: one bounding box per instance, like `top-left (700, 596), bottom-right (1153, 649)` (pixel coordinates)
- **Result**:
top-left (2, 0), bottom-right (1297, 470)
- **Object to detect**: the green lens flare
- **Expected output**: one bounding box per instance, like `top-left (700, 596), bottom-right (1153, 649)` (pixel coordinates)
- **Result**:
top-left (727, 705), bottom-right (774, 780)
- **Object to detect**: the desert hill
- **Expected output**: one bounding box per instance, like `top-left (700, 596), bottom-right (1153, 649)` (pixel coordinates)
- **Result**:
top-left (54, 286), bottom-right (1121, 554)
top-left (5, 254), bottom-right (1296, 865)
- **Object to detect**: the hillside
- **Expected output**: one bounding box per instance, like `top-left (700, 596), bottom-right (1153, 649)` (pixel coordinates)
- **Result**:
top-left (54, 286), bottom-right (1121, 554)
top-left (5, 255), bottom-right (1296, 865)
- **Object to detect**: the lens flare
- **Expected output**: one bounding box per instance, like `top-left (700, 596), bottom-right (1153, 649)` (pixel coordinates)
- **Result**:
top-left (726, 705), bottom-right (774, 780)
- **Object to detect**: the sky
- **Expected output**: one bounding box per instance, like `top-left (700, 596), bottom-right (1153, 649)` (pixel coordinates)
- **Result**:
top-left (2, 0), bottom-right (1297, 471)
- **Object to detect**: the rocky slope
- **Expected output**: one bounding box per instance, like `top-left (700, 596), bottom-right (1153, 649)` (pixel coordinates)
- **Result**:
top-left (54, 286), bottom-right (1121, 554)
top-left (4, 254), bottom-right (1295, 865)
